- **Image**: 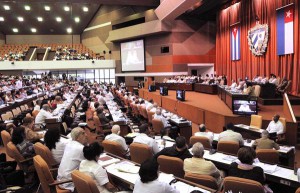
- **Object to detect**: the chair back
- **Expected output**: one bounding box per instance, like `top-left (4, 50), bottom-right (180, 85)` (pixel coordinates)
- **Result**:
top-left (189, 136), bottom-right (211, 149)
top-left (33, 142), bottom-right (58, 168)
top-left (184, 173), bottom-right (218, 190)
top-left (152, 118), bottom-right (164, 134)
top-left (253, 85), bottom-right (261, 97)
top-left (102, 140), bottom-right (125, 158)
top-left (279, 117), bottom-right (286, 133)
top-left (223, 176), bottom-right (264, 193)
top-left (71, 170), bottom-right (100, 193)
top-left (157, 155), bottom-right (184, 178)
top-left (217, 141), bottom-right (239, 155)
top-left (33, 155), bottom-right (55, 193)
top-left (32, 110), bottom-right (40, 119)
top-left (147, 111), bottom-right (155, 124)
top-left (256, 149), bottom-right (279, 164)
top-left (93, 115), bottom-right (103, 133)
top-left (129, 143), bottom-right (153, 164)
top-left (7, 141), bottom-right (26, 170)
top-left (250, 115), bottom-right (262, 129)
top-left (1, 130), bottom-right (13, 157)
top-left (1, 113), bottom-right (10, 121)
top-left (141, 106), bottom-right (148, 119)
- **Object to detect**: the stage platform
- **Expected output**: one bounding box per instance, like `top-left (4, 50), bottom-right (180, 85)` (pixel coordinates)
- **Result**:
top-left (139, 89), bottom-right (298, 145)
top-left (258, 95), bottom-right (300, 106)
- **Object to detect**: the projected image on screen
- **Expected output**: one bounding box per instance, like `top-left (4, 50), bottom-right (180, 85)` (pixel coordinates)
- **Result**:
top-left (121, 39), bottom-right (145, 72)
top-left (232, 100), bottom-right (257, 115)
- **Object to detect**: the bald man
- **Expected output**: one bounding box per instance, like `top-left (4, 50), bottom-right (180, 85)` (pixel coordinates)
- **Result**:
top-left (105, 125), bottom-right (129, 155)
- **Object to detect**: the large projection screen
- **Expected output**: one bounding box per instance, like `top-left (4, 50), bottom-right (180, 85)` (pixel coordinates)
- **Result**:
top-left (121, 39), bottom-right (145, 72)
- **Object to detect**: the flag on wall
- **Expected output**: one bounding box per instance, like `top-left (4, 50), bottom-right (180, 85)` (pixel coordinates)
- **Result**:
top-left (277, 4), bottom-right (294, 55)
top-left (231, 24), bottom-right (241, 60)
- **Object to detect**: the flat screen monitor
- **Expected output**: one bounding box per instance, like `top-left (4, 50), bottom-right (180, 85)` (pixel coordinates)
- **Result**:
top-left (148, 85), bottom-right (156, 92)
top-left (121, 39), bottom-right (145, 72)
top-left (160, 87), bottom-right (168, 96)
top-left (176, 90), bottom-right (185, 101)
top-left (232, 99), bottom-right (258, 115)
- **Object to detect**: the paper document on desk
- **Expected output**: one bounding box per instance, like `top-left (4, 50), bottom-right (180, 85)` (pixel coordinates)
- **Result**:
top-left (98, 154), bottom-right (120, 167)
top-left (255, 162), bottom-right (277, 174)
top-left (223, 155), bottom-right (237, 162)
top-left (279, 146), bottom-right (294, 152)
top-left (114, 161), bottom-right (139, 174)
top-left (172, 181), bottom-right (211, 193)
top-left (158, 173), bottom-right (174, 184)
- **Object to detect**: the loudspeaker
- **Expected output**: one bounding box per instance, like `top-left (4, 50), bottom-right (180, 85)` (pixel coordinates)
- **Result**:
top-left (161, 46), bottom-right (169, 53)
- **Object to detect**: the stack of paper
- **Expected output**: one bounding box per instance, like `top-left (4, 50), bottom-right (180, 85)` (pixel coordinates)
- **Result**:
top-left (98, 154), bottom-right (120, 167)
top-left (114, 161), bottom-right (140, 174)
top-left (255, 162), bottom-right (277, 174)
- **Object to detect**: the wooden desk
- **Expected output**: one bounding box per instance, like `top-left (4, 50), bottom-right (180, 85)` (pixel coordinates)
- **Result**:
top-left (194, 84), bottom-right (218, 94)
top-left (217, 86), bottom-right (249, 110)
top-left (155, 83), bottom-right (194, 91)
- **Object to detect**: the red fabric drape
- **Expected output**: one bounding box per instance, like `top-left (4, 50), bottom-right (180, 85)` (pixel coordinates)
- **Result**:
top-left (216, 0), bottom-right (300, 96)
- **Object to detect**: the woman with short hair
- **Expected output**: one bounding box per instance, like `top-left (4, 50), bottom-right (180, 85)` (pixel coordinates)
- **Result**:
top-left (133, 159), bottom-right (179, 193)
top-left (228, 146), bottom-right (265, 184)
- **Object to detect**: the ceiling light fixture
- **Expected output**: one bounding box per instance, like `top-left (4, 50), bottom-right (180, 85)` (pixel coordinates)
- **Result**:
top-left (3, 5), bottom-right (10, 10)
top-left (17, 17), bottom-right (24, 22)
top-left (12, 28), bottom-right (18, 33)
top-left (64, 6), bottom-right (70, 11)
top-left (67, 28), bottom-right (72, 33)
top-left (0, 17), bottom-right (4, 21)
top-left (24, 5), bottom-right (30, 11)
top-left (74, 17), bottom-right (80, 23)
top-left (31, 28), bottom-right (37, 33)
top-left (44, 6), bottom-right (50, 11)
top-left (37, 17), bottom-right (43, 22)
top-left (83, 7), bottom-right (88, 12)
top-left (56, 17), bottom-right (62, 22)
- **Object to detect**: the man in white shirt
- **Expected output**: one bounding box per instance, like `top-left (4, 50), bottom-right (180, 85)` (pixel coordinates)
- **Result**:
top-left (237, 102), bottom-right (252, 112)
top-left (133, 124), bottom-right (159, 154)
top-left (266, 114), bottom-right (284, 135)
top-left (153, 108), bottom-right (170, 128)
top-left (35, 104), bottom-right (53, 124)
top-left (218, 123), bottom-right (244, 146)
top-left (15, 78), bottom-right (23, 89)
top-left (230, 80), bottom-right (237, 89)
top-left (149, 103), bottom-right (158, 113)
top-left (57, 127), bottom-right (88, 191)
top-left (105, 125), bottom-right (129, 155)
top-left (194, 124), bottom-right (213, 144)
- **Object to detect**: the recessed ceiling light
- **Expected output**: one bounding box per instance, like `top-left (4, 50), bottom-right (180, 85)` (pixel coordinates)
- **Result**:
top-left (67, 28), bottom-right (72, 33)
top-left (12, 28), bottom-right (18, 33)
top-left (0, 17), bottom-right (4, 21)
top-left (64, 6), bottom-right (70, 11)
top-left (31, 28), bottom-right (37, 33)
top-left (17, 17), bottom-right (24, 22)
top-left (37, 17), bottom-right (43, 22)
top-left (24, 5), bottom-right (30, 11)
top-left (44, 6), bottom-right (50, 11)
top-left (3, 5), bottom-right (10, 10)
top-left (83, 7), bottom-right (88, 12)
top-left (56, 17), bottom-right (62, 22)
top-left (74, 17), bottom-right (80, 23)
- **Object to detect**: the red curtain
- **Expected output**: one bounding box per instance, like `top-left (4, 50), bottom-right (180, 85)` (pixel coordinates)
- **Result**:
top-left (216, 0), bottom-right (300, 96)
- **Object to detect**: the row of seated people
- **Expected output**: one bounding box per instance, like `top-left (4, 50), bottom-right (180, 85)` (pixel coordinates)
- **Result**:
top-left (0, 51), bottom-right (26, 61)
top-left (162, 74), bottom-right (227, 84)
top-left (0, 82), bottom-right (296, 193)
top-left (53, 46), bottom-right (95, 61)
top-left (0, 43), bottom-right (97, 61)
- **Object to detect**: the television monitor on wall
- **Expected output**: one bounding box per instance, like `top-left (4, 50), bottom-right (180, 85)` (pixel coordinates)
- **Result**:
top-left (160, 87), bottom-right (168, 96)
top-left (232, 99), bottom-right (258, 115)
top-left (148, 85), bottom-right (156, 92)
top-left (176, 90), bottom-right (185, 101)
top-left (121, 39), bottom-right (145, 72)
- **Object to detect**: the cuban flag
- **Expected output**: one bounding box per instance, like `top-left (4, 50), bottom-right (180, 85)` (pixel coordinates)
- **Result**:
top-left (231, 24), bottom-right (240, 61)
top-left (277, 4), bottom-right (294, 55)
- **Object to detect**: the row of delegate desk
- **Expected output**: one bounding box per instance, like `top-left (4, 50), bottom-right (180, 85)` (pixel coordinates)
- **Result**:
top-left (0, 84), bottom-right (66, 119)
top-left (155, 82), bottom-right (277, 98)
